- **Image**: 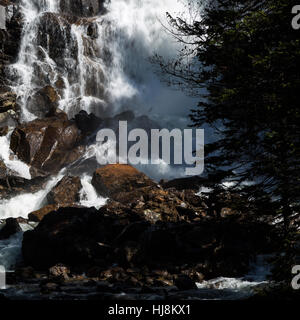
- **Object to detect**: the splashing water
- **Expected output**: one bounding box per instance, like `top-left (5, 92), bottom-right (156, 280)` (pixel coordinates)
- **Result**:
top-left (79, 174), bottom-right (107, 209)
top-left (8, 0), bottom-right (196, 125)
top-left (0, 172), bottom-right (64, 219)
top-left (195, 255), bottom-right (272, 300)
top-left (0, 130), bottom-right (31, 180)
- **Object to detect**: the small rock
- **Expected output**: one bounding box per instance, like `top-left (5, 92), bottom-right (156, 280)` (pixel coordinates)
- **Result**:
top-left (49, 263), bottom-right (70, 281)
top-left (0, 218), bottom-right (21, 240)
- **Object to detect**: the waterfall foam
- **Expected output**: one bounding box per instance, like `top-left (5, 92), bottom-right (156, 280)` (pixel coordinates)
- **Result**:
top-left (0, 130), bottom-right (31, 180)
top-left (79, 174), bottom-right (107, 209)
top-left (9, 0), bottom-right (196, 126)
top-left (0, 172), bottom-right (64, 219)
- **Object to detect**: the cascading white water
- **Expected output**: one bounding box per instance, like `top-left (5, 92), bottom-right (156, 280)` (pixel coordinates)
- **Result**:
top-left (0, 172), bottom-right (64, 218)
top-left (79, 174), bottom-right (107, 209)
top-left (9, 0), bottom-right (196, 124)
top-left (0, 130), bottom-right (31, 180)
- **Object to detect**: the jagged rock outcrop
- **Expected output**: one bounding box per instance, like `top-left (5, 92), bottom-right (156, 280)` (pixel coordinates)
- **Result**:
top-left (28, 204), bottom-right (60, 222)
top-left (0, 87), bottom-right (19, 126)
top-left (22, 204), bottom-right (274, 278)
top-left (92, 164), bottom-right (156, 199)
top-left (36, 13), bottom-right (78, 70)
top-left (47, 175), bottom-right (82, 205)
top-left (27, 85), bottom-right (59, 118)
top-left (0, 1), bottom-right (23, 125)
top-left (10, 114), bottom-right (85, 174)
top-left (0, 1), bottom-right (23, 82)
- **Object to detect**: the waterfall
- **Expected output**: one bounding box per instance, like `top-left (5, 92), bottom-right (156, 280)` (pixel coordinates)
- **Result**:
top-left (8, 0), bottom-right (195, 125)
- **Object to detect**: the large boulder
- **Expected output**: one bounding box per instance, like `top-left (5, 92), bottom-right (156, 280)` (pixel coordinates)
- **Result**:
top-left (47, 176), bottom-right (82, 205)
top-left (10, 115), bottom-right (84, 174)
top-left (22, 207), bottom-right (124, 269)
top-left (26, 86), bottom-right (59, 118)
top-left (91, 164), bottom-right (156, 199)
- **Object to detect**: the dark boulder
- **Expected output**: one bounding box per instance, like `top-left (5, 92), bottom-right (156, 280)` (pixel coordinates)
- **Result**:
top-left (162, 176), bottom-right (203, 191)
top-left (47, 176), bottom-right (82, 205)
top-left (0, 218), bottom-right (21, 240)
top-left (22, 207), bottom-right (117, 269)
top-left (74, 110), bottom-right (102, 136)
top-left (27, 85), bottom-right (59, 118)
top-left (174, 275), bottom-right (197, 291)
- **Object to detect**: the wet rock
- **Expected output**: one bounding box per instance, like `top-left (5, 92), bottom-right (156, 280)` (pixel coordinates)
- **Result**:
top-left (220, 207), bottom-right (237, 218)
top-left (0, 126), bottom-right (8, 136)
top-left (74, 110), bottom-right (102, 136)
top-left (0, 160), bottom-right (7, 180)
top-left (99, 187), bottom-right (181, 223)
top-left (15, 266), bottom-right (36, 280)
top-left (0, 217), bottom-right (21, 240)
top-left (0, 90), bottom-right (19, 126)
top-left (59, 0), bottom-right (106, 17)
top-left (27, 85), bottom-right (59, 118)
top-left (0, 175), bottom-right (49, 200)
top-left (28, 204), bottom-right (60, 222)
top-left (0, 2), bottom-right (23, 64)
top-left (10, 115), bottom-right (83, 174)
top-left (36, 13), bottom-right (77, 70)
top-left (92, 164), bottom-right (156, 199)
top-left (49, 263), bottom-right (70, 281)
top-left (162, 176), bottom-right (203, 191)
top-left (117, 241), bottom-right (142, 266)
top-left (40, 281), bottom-right (61, 294)
top-left (47, 175), bottom-right (82, 205)
top-left (174, 275), bottom-right (197, 291)
top-left (22, 207), bottom-right (116, 269)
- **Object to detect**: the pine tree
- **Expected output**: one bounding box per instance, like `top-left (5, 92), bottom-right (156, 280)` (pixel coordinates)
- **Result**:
top-left (153, 0), bottom-right (300, 233)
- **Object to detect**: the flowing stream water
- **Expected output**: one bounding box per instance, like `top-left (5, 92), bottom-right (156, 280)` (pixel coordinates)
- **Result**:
top-left (0, 0), bottom-right (273, 299)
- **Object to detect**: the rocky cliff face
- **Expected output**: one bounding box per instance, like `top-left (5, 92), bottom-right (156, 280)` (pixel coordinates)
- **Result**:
top-left (0, 1), bottom-right (23, 126)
